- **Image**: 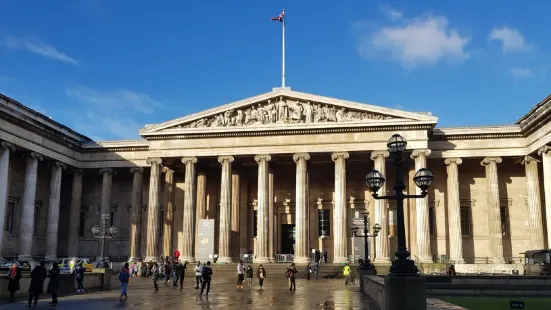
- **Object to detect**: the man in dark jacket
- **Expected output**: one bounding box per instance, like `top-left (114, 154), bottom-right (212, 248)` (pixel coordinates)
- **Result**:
top-left (177, 261), bottom-right (187, 289)
top-left (28, 261), bottom-right (47, 306)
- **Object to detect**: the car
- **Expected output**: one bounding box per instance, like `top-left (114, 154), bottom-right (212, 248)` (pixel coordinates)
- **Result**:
top-left (56, 257), bottom-right (92, 274)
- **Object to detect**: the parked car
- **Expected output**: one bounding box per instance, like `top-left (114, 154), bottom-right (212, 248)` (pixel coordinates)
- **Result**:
top-left (56, 257), bottom-right (92, 274)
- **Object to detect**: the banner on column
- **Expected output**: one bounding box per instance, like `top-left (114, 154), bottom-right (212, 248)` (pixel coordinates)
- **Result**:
top-left (197, 219), bottom-right (215, 262)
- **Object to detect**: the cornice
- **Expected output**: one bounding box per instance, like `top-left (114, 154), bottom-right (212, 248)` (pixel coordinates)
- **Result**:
top-left (145, 124), bottom-right (434, 140)
top-left (80, 140), bottom-right (150, 153)
top-left (430, 125), bottom-right (523, 141)
top-left (516, 93), bottom-right (551, 135)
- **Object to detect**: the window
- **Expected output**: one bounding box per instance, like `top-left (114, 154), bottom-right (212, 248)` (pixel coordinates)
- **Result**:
top-left (429, 207), bottom-right (436, 237)
top-left (318, 210), bottom-right (330, 237)
top-left (500, 206), bottom-right (510, 236)
top-left (78, 211), bottom-right (86, 237)
top-left (253, 210), bottom-right (258, 237)
top-left (33, 203), bottom-right (41, 237)
top-left (4, 201), bottom-right (16, 233)
top-left (460, 207), bottom-right (471, 236)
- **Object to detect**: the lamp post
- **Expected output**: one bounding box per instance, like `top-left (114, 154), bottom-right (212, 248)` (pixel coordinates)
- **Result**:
top-left (351, 212), bottom-right (381, 272)
top-left (365, 134), bottom-right (434, 276)
top-left (91, 212), bottom-right (118, 264)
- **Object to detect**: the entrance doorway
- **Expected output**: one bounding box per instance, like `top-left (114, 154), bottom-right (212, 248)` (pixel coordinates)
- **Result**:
top-left (281, 224), bottom-right (295, 254)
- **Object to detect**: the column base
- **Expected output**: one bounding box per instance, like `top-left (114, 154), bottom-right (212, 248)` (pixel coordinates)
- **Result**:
top-left (180, 256), bottom-right (195, 263)
top-left (144, 256), bottom-right (159, 262)
top-left (218, 256), bottom-right (233, 263)
top-left (129, 257), bottom-right (143, 262)
top-left (293, 256), bottom-right (310, 264)
top-left (449, 257), bottom-right (465, 264)
top-left (255, 257), bottom-right (270, 264)
top-left (417, 256), bottom-right (434, 264)
top-left (333, 256), bottom-right (349, 264)
top-left (18, 254), bottom-right (33, 262)
top-left (45, 255), bottom-right (57, 262)
top-left (374, 257), bottom-right (391, 264)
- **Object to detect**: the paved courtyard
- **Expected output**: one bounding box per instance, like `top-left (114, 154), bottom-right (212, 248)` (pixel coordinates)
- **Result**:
top-left (3, 277), bottom-right (376, 309)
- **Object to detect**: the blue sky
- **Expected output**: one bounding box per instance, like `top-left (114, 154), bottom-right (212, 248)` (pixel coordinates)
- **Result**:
top-left (1, 0), bottom-right (550, 141)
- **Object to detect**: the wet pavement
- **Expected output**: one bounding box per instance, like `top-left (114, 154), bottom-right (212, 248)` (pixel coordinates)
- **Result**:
top-left (2, 276), bottom-right (377, 309)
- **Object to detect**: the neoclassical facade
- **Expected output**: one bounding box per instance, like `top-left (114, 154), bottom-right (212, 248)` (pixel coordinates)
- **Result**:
top-left (1, 88), bottom-right (550, 268)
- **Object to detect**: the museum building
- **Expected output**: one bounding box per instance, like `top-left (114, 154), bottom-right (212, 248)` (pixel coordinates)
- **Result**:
top-left (1, 87), bottom-right (550, 270)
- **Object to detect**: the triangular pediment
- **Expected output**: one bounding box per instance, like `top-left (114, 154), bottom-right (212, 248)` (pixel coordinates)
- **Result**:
top-left (140, 88), bottom-right (437, 136)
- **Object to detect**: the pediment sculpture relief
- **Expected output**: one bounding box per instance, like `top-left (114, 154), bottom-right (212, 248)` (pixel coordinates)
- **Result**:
top-left (175, 97), bottom-right (393, 129)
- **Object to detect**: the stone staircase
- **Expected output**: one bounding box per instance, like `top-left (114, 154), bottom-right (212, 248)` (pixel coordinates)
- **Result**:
top-left (205, 263), bottom-right (349, 279)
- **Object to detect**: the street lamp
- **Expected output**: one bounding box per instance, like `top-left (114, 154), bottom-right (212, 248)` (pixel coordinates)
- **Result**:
top-left (351, 212), bottom-right (381, 272)
top-left (365, 134), bottom-right (434, 276)
top-left (91, 212), bottom-right (118, 265)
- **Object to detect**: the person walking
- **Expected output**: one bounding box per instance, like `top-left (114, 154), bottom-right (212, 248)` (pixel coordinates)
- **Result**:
top-left (7, 263), bottom-right (21, 302)
top-left (343, 262), bottom-right (352, 285)
top-left (236, 260), bottom-right (245, 288)
top-left (118, 262), bottom-right (130, 301)
top-left (177, 260), bottom-right (187, 289)
top-left (172, 260), bottom-right (180, 288)
top-left (46, 264), bottom-right (61, 305)
top-left (28, 261), bottom-right (47, 306)
top-left (199, 261), bottom-right (213, 296)
top-left (194, 261), bottom-right (203, 289)
top-left (152, 264), bottom-right (160, 292)
top-left (256, 264), bottom-right (267, 289)
top-left (306, 262), bottom-right (312, 280)
top-left (163, 261), bottom-right (172, 286)
top-left (245, 265), bottom-right (254, 288)
top-left (313, 261), bottom-right (319, 280)
top-left (75, 262), bottom-right (85, 293)
top-left (286, 263), bottom-right (297, 292)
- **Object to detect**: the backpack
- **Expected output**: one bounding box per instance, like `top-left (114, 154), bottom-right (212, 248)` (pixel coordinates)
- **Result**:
top-left (118, 269), bottom-right (128, 281)
top-left (201, 266), bottom-right (212, 281)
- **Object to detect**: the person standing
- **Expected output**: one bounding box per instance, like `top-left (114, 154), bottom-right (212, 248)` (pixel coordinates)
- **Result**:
top-left (194, 261), bottom-right (203, 289)
top-left (245, 265), bottom-right (253, 288)
top-left (256, 264), bottom-right (267, 289)
top-left (152, 264), bottom-right (160, 292)
top-left (28, 261), bottom-right (47, 306)
top-left (306, 263), bottom-right (312, 280)
top-left (313, 261), bottom-right (319, 280)
top-left (163, 261), bottom-right (172, 286)
top-left (236, 261), bottom-right (245, 288)
top-left (343, 263), bottom-right (351, 285)
top-left (323, 249), bottom-right (328, 263)
top-left (199, 261), bottom-right (213, 296)
top-left (46, 264), bottom-right (61, 305)
top-left (177, 260), bottom-right (187, 289)
top-left (7, 263), bottom-right (21, 302)
top-left (75, 262), bottom-right (85, 293)
top-left (286, 263), bottom-right (297, 292)
top-left (118, 262), bottom-right (130, 301)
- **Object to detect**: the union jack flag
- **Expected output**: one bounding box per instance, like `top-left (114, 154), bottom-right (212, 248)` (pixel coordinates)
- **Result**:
top-left (271, 10), bottom-right (285, 23)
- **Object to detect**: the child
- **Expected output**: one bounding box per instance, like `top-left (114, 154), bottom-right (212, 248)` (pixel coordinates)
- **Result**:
top-left (245, 265), bottom-right (254, 288)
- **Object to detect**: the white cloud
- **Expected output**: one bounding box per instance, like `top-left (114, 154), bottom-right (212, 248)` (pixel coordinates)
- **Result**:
top-left (2, 36), bottom-right (79, 66)
top-left (510, 67), bottom-right (534, 78)
top-left (358, 16), bottom-right (470, 68)
top-left (65, 85), bottom-right (164, 140)
top-left (489, 26), bottom-right (533, 54)
top-left (380, 5), bottom-right (403, 21)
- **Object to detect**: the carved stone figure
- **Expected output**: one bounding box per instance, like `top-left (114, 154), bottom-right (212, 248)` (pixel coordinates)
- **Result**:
top-left (277, 98), bottom-right (288, 121)
top-left (303, 102), bottom-right (313, 123)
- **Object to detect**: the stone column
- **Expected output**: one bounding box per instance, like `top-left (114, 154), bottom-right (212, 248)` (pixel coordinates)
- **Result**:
top-left (98, 168), bottom-right (115, 259)
top-left (162, 167), bottom-right (175, 257)
top-left (539, 145), bottom-right (551, 247)
top-left (18, 152), bottom-right (43, 261)
top-left (411, 149), bottom-right (433, 263)
top-left (66, 169), bottom-right (84, 258)
top-left (370, 151), bottom-right (390, 262)
top-left (195, 170), bottom-right (207, 256)
top-left (129, 167), bottom-right (144, 262)
top-left (332, 152), bottom-right (349, 264)
top-left (522, 156), bottom-right (545, 249)
top-left (231, 169), bottom-right (240, 259)
top-left (444, 158), bottom-right (465, 263)
top-left (268, 169), bottom-right (275, 262)
top-left (145, 158), bottom-right (162, 262)
top-left (293, 153), bottom-right (310, 263)
top-left (45, 162), bottom-right (65, 261)
top-left (181, 157), bottom-right (197, 262)
top-left (239, 171), bottom-right (249, 254)
top-left (255, 155), bottom-right (271, 263)
top-left (218, 156), bottom-right (234, 263)
top-left (0, 142), bottom-right (15, 259)
top-left (481, 157), bottom-right (504, 263)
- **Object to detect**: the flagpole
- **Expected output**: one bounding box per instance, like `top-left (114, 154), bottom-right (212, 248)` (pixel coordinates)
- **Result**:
top-left (281, 9), bottom-right (286, 88)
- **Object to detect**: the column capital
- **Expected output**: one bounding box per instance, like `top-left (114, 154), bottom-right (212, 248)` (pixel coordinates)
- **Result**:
top-left (146, 157), bottom-right (163, 165)
top-left (538, 145), bottom-right (551, 156)
top-left (181, 156), bottom-right (198, 164)
top-left (129, 167), bottom-right (144, 174)
top-left (72, 168), bottom-right (84, 175)
top-left (0, 141), bottom-right (15, 151)
top-left (410, 149), bottom-right (431, 159)
top-left (444, 157), bottom-right (462, 166)
top-left (370, 150), bottom-right (389, 161)
top-left (99, 167), bottom-right (115, 175)
top-left (522, 155), bottom-right (540, 165)
top-left (51, 162), bottom-right (66, 170)
top-left (217, 155), bottom-right (234, 164)
top-left (254, 154), bottom-right (272, 163)
top-left (25, 152), bottom-right (43, 161)
top-left (481, 157), bottom-right (502, 166)
top-left (331, 152), bottom-right (350, 161)
top-left (293, 153), bottom-right (310, 162)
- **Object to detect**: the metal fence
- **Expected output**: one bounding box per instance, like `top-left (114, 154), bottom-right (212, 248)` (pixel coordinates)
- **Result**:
top-left (275, 254), bottom-right (294, 263)
top-left (239, 254), bottom-right (254, 263)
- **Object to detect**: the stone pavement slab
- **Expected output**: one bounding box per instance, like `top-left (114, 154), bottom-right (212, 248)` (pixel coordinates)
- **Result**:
top-left (2, 276), bottom-right (377, 309)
